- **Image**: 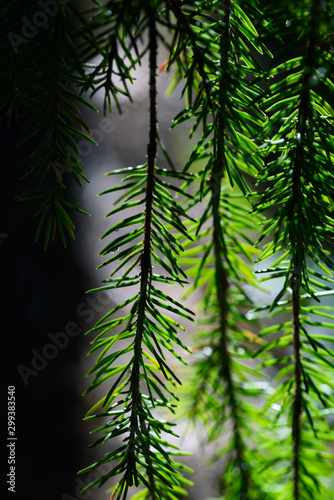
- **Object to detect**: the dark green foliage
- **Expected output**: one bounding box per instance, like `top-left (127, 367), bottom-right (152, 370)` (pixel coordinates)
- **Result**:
top-left (2, 1), bottom-right (334, 499)
top-left (1, 1), bottom-right (95, 248)
top-left (251, 2), bottom-right (334, 497)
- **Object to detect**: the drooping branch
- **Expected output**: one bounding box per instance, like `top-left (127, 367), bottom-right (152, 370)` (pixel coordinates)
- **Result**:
top-left (127, 6), bottom-right (158, 495)
top-left (212, 2), bottom-right (249, 494)
top-left (290, 3), bottom-right (320, 496)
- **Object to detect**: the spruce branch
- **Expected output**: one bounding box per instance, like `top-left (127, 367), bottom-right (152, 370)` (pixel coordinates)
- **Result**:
top-left (173, 2), bottom-right (268, 497)
top-left (289, 6), bottom-right (320, 494)
top-left (127, 7), bottom-right (158, 495)
top-left (1, 3), bottom-right (97, 248)
top-left (254, 1), bottom-right (334, 497)
top-left (210, 3), bottom-right (250, 495)
top-left (79, 5), bottom-right (195, 499)
top-left (3, 2), bottom-right (334, 499)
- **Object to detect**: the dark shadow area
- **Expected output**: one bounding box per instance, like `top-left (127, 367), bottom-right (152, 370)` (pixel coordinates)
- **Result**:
top-left (1, 117), bottom-right (88, 500)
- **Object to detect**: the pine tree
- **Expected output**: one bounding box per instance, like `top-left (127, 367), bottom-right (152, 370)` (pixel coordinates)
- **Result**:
top-left (2, 1), bottom-right (334, 499)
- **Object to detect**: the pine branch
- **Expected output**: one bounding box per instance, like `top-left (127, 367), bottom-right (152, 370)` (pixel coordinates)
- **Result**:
top-left (76, 0), bottom-right (141, 112)
top-left (128, 7), bottom-right (157, 495)
top-left (79, 6), bottom-right (196, 499)
top-left (254, 1), bottom-right (334, 497)
top-left (289, 7), bottom-right (318, 493)
top-left (3, 2), bottom-right (334, 499)
top-left (173, 2), bottom-right (268, 497)
top-left (2, 3), bottom-right (96, 247)
top-left (211, 3), bottom-right (250, 495)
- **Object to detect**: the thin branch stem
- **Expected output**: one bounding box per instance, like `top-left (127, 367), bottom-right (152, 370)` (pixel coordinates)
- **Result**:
top-left (292, 282), bottom-right (302, 500)
top-left (211, 2), bottom-right (249, 496)
top-left (290, 3), bottom-right (320, 497)
top-left (127, 6), bottom-right (158, 496)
